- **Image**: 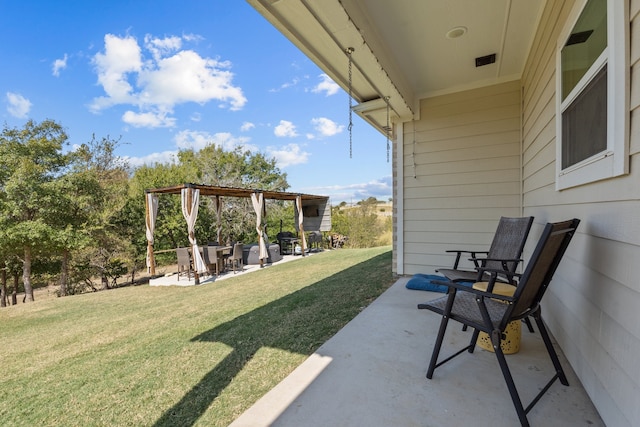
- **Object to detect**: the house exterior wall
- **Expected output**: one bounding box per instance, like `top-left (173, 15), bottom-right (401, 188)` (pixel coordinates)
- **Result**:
top-left (521, 1), bottom-right (640, 425)
top-left (400, 80), bottom-right (523, 275)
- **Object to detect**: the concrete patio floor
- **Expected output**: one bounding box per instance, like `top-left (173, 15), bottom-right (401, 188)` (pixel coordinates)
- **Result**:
top-left (148, 251), bottom-right (317, 286)
top-left (230, 277), bottom-right (604, 427)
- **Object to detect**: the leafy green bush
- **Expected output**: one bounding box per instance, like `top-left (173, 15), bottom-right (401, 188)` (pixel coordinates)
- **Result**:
top-left (330, 201), bottom-right (392, 248)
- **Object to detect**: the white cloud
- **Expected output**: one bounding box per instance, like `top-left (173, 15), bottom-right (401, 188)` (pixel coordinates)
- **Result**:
top-left (274, 120), bottom-right (298, 137)
top-left (269, 77), bottom-right (301, 92)
top-left (139, 50), bottom-right (246, 109)
top-left (125, 150), bottom-right (179, 167)
top-left (52, 54), bottom-right (68, 77)
top-left (174, 129), bottom-right (256, 152)
top-left (91, 34), bottom-right (142, 110)
top-left (266, 143), bottom-right (309, 168)
top-left (304, 176), bottom-right (392, 203)
top-left (6, 92), bottom-right (32, 118)
top-left (240, 121), bottom-right (255, 131)
top-left (122, 110), bottom-right (176, 128)
top-left (144, 35), bottom-right (182, 61)
top-left (190, 112), bottom-right (202, 122)
top-left (90, 33), bottom-right (247, 127)
top-left (182, 33), bottom-right (204, 43)
top-left (311, 117), bottom-right (343, 137)
top-left (312, 73), bottom-right (340, 96)
top-left (125, 130), bottom-right (258, 167)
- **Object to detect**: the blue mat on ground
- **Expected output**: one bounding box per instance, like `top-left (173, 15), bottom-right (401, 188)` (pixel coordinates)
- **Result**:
top-left (405, 274), bottom-right (473, 293)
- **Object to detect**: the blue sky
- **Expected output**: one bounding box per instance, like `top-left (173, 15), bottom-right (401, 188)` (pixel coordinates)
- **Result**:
top-left (0, 1), bottom-right (392, 204)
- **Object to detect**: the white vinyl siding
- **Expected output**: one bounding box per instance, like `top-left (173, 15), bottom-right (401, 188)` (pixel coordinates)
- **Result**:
top-left (522, 1), bottom-right (640, 425)
top-left (401, 81), bottom-right (522, 275)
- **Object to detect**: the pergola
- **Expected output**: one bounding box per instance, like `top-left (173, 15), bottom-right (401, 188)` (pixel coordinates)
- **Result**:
top-left (144, 183), bottom-right (330, 283)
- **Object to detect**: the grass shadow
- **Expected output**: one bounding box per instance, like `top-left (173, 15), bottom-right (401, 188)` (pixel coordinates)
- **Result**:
top-left (152, 251), bottom-right (392, 426)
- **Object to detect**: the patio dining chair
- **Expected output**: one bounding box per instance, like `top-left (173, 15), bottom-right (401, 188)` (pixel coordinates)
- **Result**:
top-left (202, 246), bottom-right (220, 277)
top-left (437, 216), bottom-right (534, 285)
top-left (176, 247), bottom-right (193, 280)
top-left (227, 242), bottom-right (244, 273)
top-left (417, 218), bottom-right (580, 427)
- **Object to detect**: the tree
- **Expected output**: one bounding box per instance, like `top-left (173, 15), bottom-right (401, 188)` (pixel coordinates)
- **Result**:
top-left (68, 135), bottom-right (130, 292)
top-left (357, 196), bottom-right (380, 206)
top-left (0, 120), bottom-right (71, 302)
top-left (46, 168), bottom-right (103, 296)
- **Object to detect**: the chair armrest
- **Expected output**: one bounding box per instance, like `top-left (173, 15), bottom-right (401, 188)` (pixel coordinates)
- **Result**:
top-left (445, 250), bottom-right (489, 269)
top-left (475, 265), bottom-right (522, 285)
top-left (470, 257), bottom-right (523, 270)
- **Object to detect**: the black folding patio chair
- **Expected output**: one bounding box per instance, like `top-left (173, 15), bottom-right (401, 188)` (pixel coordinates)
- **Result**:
top-left (438, 216), bottom-right (535, 333)
top-left (437, 216), bottom-right (534, 285)
top-left (418, 218), bottom-right (580, 427)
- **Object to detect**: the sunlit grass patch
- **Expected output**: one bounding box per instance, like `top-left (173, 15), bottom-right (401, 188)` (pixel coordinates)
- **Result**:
top-left (0, 247), bottom-right (393, 427)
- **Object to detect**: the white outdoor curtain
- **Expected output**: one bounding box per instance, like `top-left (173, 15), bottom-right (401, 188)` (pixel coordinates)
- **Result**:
top-left (181, 188), bottom-right (207, 273)
top-left (295, 195), bottom-right (307, 252)
top-left (251, 192), bottom-right (269, 261)
top-left (145, 193), bottom-right (159, 271)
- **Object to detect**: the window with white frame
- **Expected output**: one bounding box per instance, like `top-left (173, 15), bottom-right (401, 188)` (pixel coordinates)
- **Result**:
top-left (556, 0), bottom-right (629, 190)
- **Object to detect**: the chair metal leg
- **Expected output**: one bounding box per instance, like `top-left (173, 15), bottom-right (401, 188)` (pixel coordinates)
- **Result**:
top-left (426, 315), bottom-right (449, 379)
top-left (533, 311), bottom-right (569, 386)
top-left (523, 317), bottom-right (535, 333)
top-left (493, 342), bottom-right (530, 427)
top-left (491, 310), bottom-right (570, 426)
top-left (468, 328), bottom-right (480, 353)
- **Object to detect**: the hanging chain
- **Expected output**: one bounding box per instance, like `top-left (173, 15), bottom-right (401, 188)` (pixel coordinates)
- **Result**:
top-left (346, 47), bottom-right (354, 158)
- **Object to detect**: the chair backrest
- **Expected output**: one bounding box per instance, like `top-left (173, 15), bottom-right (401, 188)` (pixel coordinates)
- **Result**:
top-left (176, 247), bottom-right (190, 265)
top-left (202, 246), bottom-right (217, 265)
top-left (232, 242), bottom-right (243, 260)
top-left (485, 216), bottom-right (534, 272)
top-left (505, 219), bottom-right (580, 324)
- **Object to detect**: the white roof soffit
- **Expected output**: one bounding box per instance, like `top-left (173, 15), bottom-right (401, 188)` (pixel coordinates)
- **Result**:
top-left (247, 0), bottom-right (414, 134)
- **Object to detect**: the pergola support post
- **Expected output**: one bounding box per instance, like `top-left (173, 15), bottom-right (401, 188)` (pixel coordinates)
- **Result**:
top-left (145, 192), bottom-right (158, 276)
top-left (296, 195), bottom-right (307, 257)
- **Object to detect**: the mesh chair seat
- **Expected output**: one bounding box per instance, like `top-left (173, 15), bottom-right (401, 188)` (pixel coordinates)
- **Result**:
top-left (421, 292), bottom-right (509, 331)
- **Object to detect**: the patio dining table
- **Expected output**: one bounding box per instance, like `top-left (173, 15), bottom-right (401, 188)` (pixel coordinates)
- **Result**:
top-left (179, 245), bottom-right (233, 276)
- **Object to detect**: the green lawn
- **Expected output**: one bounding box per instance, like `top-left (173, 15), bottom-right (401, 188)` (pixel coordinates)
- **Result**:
top-left (0, 247), bottom-right (394, 427)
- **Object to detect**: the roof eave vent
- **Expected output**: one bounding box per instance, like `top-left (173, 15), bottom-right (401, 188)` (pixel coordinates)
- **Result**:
top-left (475, 53), bottom-right (496, 67)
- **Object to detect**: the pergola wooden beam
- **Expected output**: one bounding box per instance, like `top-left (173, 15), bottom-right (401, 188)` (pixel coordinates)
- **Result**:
top-left (146, 183), bottom-right (328, 202)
